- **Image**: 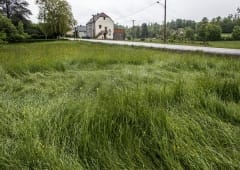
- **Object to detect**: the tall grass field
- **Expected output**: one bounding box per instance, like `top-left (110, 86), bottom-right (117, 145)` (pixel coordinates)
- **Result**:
top-left (0, 41), bottom-right (240, 169)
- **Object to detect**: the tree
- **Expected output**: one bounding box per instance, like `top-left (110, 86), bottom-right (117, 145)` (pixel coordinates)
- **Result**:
top-left (216, 16), bottom-right (222, 23)
top-left (24, 23), bottom-right (45, 39)
top-left (196, 17), bottom-right (222, 42)
top-left (17, 21), bottom-right (24, 34)
top-left (197, 22), bottom-right (208, 43)
top-left (17, 20), bottom-right (29, 39)
top-left (201, 17), bottom-right (209, 24)
top-left (235, 8), bottom-right (240, 26)
top-left (148, 23), bottom-right (160, 38)
top-left (167, 19), bottom-right (196, 30)
top-left (0, 0), bottom-right (32, 26)
top-left (221, 17), bottom-right (234, 33)
top-left (135, 26), bottom-right (141, 39)
top-left (207, 24), bottom-right (222, 41)
top-left (0, 32), bottom-right (7, 43)
top-left (185, 27), bottom-right (195, 41)
top-left (176, 19), bottom-right (184, 28)
top-left (36, 0), bottom-right (75, 39)
top-left (232, 26), bottom-right (240, 40)
top-left (141, 23), bottom-right (148, 39)
top-left (0, 14), bottom-right (26, 42)
top-left (0, 14), bottom-right (17, 40)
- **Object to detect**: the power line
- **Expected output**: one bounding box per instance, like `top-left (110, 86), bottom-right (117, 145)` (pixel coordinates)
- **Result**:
top-left (156, 0), bottom-right (164, 7)
top-left (114, 2), bottom-right (158, 21)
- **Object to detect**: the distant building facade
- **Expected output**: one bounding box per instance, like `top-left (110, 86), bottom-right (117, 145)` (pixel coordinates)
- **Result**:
top-left (86, 13), bottom-right (114, 39)
top-left (114, 28), bottom-right (125, 40)
top-left (74, 12), bottom-right (125, 40)
top-left (76, 25), bottom-right (87, 38)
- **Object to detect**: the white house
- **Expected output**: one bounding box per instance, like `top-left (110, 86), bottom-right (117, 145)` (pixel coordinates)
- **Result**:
top-left (86, 13), bottom-right (114, 39)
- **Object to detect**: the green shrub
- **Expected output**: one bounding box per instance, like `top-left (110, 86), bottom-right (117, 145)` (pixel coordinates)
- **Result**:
top-left (197, 23), bottom-right (222, 42)
top-left (0, 14), bottom-right (18, 42)
top-left (207, 24), bottom-right (222, 41)
top-left (197, 23), bottom-right (208, 42)
top-left (0, 32), bottom-right (7, 42)
top-left (0, 14), bottom-right (29, 42)
top-left (232, 26), bottom-right (240, 40)
top-left (185, 27), bottom-right (195, 41)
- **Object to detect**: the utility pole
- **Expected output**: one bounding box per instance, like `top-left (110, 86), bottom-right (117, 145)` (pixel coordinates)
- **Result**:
top-left (132, 20), bottom-right (136, 40)
top-left (164, 0), bottom-right (167, 43)
top-left (157, 0), bottom-right (167, 43)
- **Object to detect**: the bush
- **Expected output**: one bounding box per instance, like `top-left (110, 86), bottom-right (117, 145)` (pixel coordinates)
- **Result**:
top-left (127, 36), bottom-right (131, 40)
top-left (185, 27), bottom-right (195, 41)
top-left (197, 23), bottom-right (208, 43)
top-left (0, 32), bottom-right (7, 42)
top-left (221, 36), bottom-right (233, 41)
top-left (232, 26), bottom-right (240, 40)
top-left (0, 14), bottom-right (18, 42)
top-left (207, 24), bottom-right (222, 41)
top-left (25, 23), bottom-right (46, 39)
top-left (0, 14), bottom-right (29, 42)
top-left (197, 23), bottom-right (222, 42)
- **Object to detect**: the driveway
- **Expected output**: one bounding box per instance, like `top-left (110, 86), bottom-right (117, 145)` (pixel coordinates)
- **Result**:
top-left (69, 38), bottom-right (240, 56)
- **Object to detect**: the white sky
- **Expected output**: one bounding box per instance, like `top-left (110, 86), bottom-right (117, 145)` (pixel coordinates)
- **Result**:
top-left (28, 0), bottom-right (240, 26)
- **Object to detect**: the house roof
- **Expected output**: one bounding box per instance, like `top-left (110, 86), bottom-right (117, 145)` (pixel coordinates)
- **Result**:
top-left (77, 25), bottom-right (86, 32)
top-left (87, 13), bottom-right (113, 25)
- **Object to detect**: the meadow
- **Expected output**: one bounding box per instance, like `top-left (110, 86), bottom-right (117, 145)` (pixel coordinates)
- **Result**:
top-left (207, 41), bottom-right (240, 49)
top-left (0, 41), bottom-right (240, 169)
top-left (138, 38), bottom-right (240, 49)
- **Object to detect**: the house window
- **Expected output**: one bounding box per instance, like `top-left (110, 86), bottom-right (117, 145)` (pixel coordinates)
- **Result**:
top-left (99, 25), bottom-right (102, 29)
top-left (104, 17), bottom-right (106, 20)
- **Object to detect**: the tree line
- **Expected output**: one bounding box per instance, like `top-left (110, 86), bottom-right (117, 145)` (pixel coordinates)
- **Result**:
top-left (126, 8), bottom-right (240, 42)
top-left (0, 0), bottom-right (75, 43)
top-left (1, 2), bottom-right (240, 43)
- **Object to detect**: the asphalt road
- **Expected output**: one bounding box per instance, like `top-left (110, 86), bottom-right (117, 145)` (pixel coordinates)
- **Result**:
top-left (69, 38), bottom-right (240, 56)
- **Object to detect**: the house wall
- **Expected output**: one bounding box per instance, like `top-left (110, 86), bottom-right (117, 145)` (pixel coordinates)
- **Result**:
top-left (86, 23), bottom-right (93, 38)
top-left (114, 29), bottom-right (125, 40)
top-left (95, 17), bottom-right (114, 39)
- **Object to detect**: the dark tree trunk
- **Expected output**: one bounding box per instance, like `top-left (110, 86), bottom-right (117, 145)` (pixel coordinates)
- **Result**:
top-left (5, 0), bottom-right (10, 18)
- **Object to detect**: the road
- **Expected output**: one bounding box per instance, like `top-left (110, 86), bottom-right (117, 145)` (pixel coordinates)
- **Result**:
top-left (68, 38), bottom-right (240, 56)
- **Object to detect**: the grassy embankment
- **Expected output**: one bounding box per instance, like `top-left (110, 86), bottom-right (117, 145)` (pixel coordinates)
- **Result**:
top-left (0, 41), bottom-right (240, 169)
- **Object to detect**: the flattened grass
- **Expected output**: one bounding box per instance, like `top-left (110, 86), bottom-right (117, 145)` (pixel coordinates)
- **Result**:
top-left (0, 41), bottom-right (240, 169)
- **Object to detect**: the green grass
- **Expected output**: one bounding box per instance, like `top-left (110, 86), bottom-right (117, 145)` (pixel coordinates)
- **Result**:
top-left (208, 41), bottom-right (240, 49)
top-left (0, 41), bottom-right (240, 169)
top-left (134, 38), bottom-right (240, 49)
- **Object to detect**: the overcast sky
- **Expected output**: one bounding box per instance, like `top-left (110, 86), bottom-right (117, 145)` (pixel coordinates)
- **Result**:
top-left (28, 0), bottom-right (239, 26)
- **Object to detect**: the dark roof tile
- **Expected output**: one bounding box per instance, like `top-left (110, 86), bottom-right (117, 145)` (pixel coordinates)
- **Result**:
top-left (87, 12), bottom-right (112, 24)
